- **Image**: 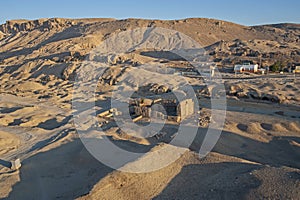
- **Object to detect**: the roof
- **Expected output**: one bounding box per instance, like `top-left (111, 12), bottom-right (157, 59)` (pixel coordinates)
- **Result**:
top-left (141, 98), bottom-right (153, 106)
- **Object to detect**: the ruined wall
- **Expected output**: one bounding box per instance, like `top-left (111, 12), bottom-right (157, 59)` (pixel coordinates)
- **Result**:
top-left (177, 99), bottom-right (194, 119)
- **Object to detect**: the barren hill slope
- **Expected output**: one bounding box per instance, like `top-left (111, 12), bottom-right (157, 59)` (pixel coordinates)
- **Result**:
top-left (0, 18), bottom-right (299, 200)
top-left (0, 18), bottom-right (299, 81)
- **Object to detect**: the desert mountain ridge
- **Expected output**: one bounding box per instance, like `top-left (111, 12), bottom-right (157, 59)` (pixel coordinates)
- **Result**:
top-left (1, 17), bottom-right (299, 32)
top-left (0, 18), bottom-right (299, 74)
top-left (0, 17), bottom-right (300, 200)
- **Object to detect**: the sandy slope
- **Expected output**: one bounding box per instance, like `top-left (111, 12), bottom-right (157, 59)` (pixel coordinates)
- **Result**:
top-left (0, 130), bottom-right (20, 155)
top-left (0, 18), bottom-right (299, 199)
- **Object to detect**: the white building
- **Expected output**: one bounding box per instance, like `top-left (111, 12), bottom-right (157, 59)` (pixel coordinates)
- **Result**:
top-left (234, 63), bottom-right (258, 73)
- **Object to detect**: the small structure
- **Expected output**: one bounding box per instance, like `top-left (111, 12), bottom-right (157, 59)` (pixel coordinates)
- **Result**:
top-left (129, 98), bottom-right (194, 122)
top-left (258, 68), bottom-right (266, 74)
top-left (11, 158), bottom-right (21, 170)
top-left (294, 65), bottom-right (300, 73)
top-left (195, 64), bottom-right (216, 79)
top-left (98, 108), bottom-right (118, 118)
top-left (132, 115), bottom-right (143, 122)
top-left (234, 62), bottom-right (258, 73)
top-left (210, 66), bottom-right (215, 78)
top-left (181, 71), bottom-right (198, 76)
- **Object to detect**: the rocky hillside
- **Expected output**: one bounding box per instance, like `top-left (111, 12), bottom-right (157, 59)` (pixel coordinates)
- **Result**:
top-left (0, 18), bottom-right (300, 200)
top-left (0, 18), bottom-right (299, 81)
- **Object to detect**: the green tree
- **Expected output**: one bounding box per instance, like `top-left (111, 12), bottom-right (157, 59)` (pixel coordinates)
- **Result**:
top-left (270, 61), bottom-right (284, 72)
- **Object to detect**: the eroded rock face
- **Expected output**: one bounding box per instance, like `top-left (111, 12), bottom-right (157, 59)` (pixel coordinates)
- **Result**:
top-left (62, 63), bottom-right (78, 81)
top-left (0, 18), bottom-right (75, 34)
top-left (0, 18), bottom-right (299, 90)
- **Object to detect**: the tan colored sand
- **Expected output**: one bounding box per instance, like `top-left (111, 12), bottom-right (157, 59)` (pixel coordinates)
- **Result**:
top-left (0, 18), bottom-right (299, 199)
top-left (0, 130), bottom-right (20, 155)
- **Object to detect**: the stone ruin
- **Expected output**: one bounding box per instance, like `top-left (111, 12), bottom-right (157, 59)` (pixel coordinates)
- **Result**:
top-left (129, 97), bottom-right (194, 122)
top-left (11, 158), bottom-right (21, 170)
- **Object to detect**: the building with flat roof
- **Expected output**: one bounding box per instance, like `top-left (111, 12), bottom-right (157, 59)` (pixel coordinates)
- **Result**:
top-left (234, 63), bottom-right (258, 73)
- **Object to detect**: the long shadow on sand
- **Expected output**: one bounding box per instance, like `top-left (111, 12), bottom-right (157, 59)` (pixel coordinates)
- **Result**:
top-left (0, 159), bottom-right (11, 168)
top-left (6, 136), bottom-right (153, 199)
top-left (190, 128), bottom-right (300, 169)
top-left (6, 126), bottom-right (300, 199)
top-left (36, 115), bottom-right (72, 130)
top-left (155, 129), bottom-right (300, 199)
top-left (154, 162), bottom-right (262, 200)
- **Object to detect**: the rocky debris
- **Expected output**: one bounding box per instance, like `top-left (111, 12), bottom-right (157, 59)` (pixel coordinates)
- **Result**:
top-left (206, 35), bottom-right (300, 66)
top-left (100, 68), bottom-right (116, 85)
top-left (154, 131), bottom-right (167, 139)
top-left (99, 66), bottom-right (128, 86)
top-left (198, 110), bottom-right (211, 127)
top-left (70, 51), bottom-right (85, 61)
top-left (135, 83), bottom-right (171, 96)
top-left (38, 74), bottom-right (57, 85)
top-left (226, 82), bottom-right (287, 103)
top-left (197, 86), bottom-right (210, 97)
top-left (62, 63), bottom-right (77, 81)
top-left (149, 83), bottom-right (170, 94)
top-left (260, 93), bottom-right (284, 103)
top-left (0, 18), bottom-right (299, 76)
top-left (50, 51), bottom-right (86, 63)
top-left (227, 85), bottom-right (243, 96)
top-left (244, 90), bottom-right (284, 103)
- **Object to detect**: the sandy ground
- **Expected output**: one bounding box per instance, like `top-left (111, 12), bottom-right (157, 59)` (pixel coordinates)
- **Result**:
top-left (0, 18), bottom-right (299, 199)
top-left (0, 72), bottom-right (299, 200)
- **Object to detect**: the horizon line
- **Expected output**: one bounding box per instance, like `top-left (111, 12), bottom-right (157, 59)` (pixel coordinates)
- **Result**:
top-left (1, 17), bottom-right (299, 27)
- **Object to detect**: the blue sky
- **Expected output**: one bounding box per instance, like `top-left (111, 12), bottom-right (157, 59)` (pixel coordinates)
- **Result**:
top-left (1, 0), bottom-right (299, 25)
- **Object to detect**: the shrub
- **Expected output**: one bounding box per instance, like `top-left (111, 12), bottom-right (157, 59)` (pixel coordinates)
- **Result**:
top-left (270, 61), bottom-right (284, 72)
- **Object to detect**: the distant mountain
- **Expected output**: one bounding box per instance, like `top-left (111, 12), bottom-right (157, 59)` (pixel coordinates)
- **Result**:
top-left (0, 18), bottom-right (299, 80)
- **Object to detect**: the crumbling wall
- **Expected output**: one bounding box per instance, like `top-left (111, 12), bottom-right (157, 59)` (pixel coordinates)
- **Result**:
top-left (129, 98), bottom-right (194, 122)
top-left (177, 99), bottom-right (194, 119)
